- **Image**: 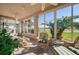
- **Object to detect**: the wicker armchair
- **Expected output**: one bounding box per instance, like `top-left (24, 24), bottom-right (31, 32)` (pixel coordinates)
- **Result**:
top-left (38, 32), bottom-right (48, 43)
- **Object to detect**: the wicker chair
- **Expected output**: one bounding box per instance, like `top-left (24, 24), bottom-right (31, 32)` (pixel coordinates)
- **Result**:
top-left (38, 32), bottom-right (48, 43)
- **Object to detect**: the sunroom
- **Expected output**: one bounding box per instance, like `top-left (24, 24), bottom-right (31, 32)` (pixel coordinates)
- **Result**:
top-left (0, 3), bottom-right (79, 55)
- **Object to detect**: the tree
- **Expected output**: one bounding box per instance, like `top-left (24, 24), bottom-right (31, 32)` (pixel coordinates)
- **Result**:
top-left (47, 15), bottom-right (79, 39)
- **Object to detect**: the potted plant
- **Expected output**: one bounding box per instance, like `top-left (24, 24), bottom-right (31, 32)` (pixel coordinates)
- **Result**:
top-left (0, 29), bottom-right (19, 55)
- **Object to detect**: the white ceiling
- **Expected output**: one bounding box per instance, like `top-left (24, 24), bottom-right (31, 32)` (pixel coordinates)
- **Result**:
top-left (0, 3), bottom-right (52, 20)
top-left (0, 3), bottom-right (71, 20)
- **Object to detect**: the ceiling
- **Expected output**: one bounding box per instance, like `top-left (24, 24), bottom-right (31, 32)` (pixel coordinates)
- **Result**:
top-left (0, 3), bottom-right (70, 20)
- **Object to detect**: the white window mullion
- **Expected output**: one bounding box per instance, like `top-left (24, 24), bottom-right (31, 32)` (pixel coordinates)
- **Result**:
top-left (54, 11), bottom-right (57, 40)
top-left (71, 5), bottom-right (74, 41)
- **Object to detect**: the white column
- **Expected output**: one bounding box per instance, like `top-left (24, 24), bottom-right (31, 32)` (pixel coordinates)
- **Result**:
top-left (20, 21), bottom-right (22, 34)
top-left (34, 15), bottom-right (38, 36)
top-left (15, 19), bottom-right (17, 34)
top-left (19, 21), bottom-right (23, 34)
top-left (23, 21), bottom-right (25, 34)
top-left (24, 21), bottom-right (26, 33)
top-left (21, 21), bottom-right (23, 34)
top-left (27, 21), bottom-right (29, 33)
top-left (24, 21), bottom-right (26, 34)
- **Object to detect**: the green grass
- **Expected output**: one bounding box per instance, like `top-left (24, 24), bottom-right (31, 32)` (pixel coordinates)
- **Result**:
top-left (39, 28), bottom-right (79, 43)
top-left (62, 32), bottom-right (79, 42)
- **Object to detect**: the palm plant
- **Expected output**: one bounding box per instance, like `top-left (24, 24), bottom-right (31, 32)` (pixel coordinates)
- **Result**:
top-left (47, 15), bottom-right (79, 39)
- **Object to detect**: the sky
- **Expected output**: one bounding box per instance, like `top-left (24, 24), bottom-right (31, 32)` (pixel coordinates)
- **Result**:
top-left (38, 4), bottom-right (79, 28)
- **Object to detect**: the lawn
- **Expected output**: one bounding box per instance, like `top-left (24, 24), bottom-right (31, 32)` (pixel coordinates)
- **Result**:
top-left (39, 28), bottom-right (79, 43)
top-left (62, 32), bottom-right (79, 43)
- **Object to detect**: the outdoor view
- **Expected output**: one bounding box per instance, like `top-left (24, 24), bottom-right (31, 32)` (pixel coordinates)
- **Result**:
top-left (73, 4), bottom-right (79, 42)
top-left (26, 19), bottom-right (34, 33)
top-left (23, 17), bottom-right (34, 34)
top-left (38, 12), bottom-right (54, 38)
top-left (57, 6), bottom-right (72, 42)
top-left (38, 4), bottom-right (79, 43)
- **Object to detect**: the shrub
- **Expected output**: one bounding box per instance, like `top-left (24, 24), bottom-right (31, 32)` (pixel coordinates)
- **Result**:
top-left (0, 29), bottom-right (19, 55)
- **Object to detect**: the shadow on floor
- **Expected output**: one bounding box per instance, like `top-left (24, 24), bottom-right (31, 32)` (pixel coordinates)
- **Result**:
top-left (18, 45), bottom-right (56, 55)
